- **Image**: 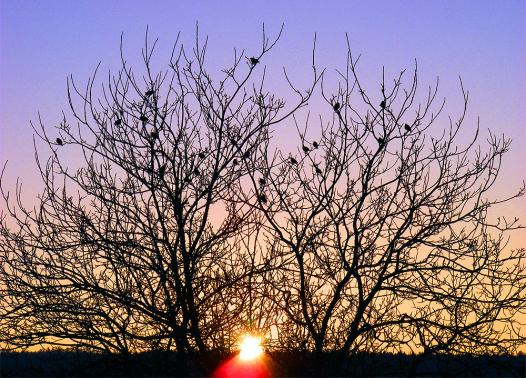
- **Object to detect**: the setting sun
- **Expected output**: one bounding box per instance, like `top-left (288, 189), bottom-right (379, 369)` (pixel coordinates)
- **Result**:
top-left (239, 335), bottom-right (263, 361)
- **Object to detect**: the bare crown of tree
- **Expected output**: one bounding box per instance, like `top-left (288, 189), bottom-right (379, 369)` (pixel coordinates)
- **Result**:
top-left (1, 28), bottom-right (524, 358)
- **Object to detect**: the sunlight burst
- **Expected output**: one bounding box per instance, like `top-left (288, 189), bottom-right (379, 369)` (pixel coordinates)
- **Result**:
top-left (239, 335), bottom-right (263, 361)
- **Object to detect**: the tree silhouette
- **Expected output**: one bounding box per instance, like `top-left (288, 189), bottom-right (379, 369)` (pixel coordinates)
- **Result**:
top-left (0, 28), bottom-right (318, 354)
top-left (0, 31), bottom-right (524, 364)
top-left (245, 39), bottom-right (526, 361)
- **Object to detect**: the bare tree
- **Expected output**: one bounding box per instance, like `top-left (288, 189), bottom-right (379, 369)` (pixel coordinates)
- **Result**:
top-left (0, 28), bottom-right (318, 354)
top-left (1, 30), bottom-right (524, 366)
top-left (251, 38), bottom-right (525, 363)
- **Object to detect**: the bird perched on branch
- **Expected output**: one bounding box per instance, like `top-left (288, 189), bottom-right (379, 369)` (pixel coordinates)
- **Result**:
top-left (79, 222), bottom-right (90, 245)
top-left (315, 165), bottom-right (322, 174)
top-left (377, 137), bottom-right (385, 146)
top-left (259, 177), bottom-right (266, 186)
top-left (249, 57), bottom-right (260, 66)
top-left (56, 138), bottom-right (63, 146)
top-left (312, 141), bottom-right (319, 149)
top-left (140, 115), bottom-right (148, 123)
top-left (198, 152), bottom-right (206, 159)
top-left (380, 100), bottom-right (386, 109)
top-left (145, 89), bottom-right (155, 97)
top-left (290, 157), bottom-right (298, 165)
top-left (333, 102), bottom-right (341, 112)
top-left (258, 194), bottom-right (267, 204)
top-left (150, 130), bottom-right (159, 140)
top-left (404, 124), bottom-right (412, 132)
top-left (302, 145), bottom-right (310, 153)
top-left (114, 118), bottom-right (122, 126)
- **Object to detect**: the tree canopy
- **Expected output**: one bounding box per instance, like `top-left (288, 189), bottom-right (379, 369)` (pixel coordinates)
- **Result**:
top-left (1, 30), bottom-right (524, 358)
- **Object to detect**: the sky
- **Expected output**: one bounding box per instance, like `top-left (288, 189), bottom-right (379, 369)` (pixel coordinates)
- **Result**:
top-left (1, 0), bottom-right (524, 242)
top-left (0, 0), bottom-right (525, 347)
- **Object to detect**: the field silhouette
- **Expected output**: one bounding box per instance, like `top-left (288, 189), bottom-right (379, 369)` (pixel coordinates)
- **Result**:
top-left (2, 350), bottom-right (525, 377)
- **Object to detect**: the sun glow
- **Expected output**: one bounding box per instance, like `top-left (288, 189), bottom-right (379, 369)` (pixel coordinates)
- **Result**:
top-left (239, 335), bottom-right (263, 361)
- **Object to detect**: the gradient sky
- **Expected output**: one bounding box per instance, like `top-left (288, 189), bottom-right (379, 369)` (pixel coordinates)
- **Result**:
top-left (0, 0), bottom-right (525, 354)
top-left (1, 0), bottom-right (525, 266)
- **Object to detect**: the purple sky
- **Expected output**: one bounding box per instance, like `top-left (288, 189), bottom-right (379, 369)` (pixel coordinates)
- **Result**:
top-left (1, 0), bottom-right (525, 260)
top-left (0, 0), bottom-right (525, 353)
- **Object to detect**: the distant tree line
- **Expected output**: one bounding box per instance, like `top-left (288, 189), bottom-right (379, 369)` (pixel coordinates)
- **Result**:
top-left (1, 29), bottom-right (524, 361)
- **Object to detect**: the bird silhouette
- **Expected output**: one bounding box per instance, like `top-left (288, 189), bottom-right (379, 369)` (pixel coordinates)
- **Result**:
top-left (377, 137), bottom-right (385, 146)
top-left (145, 89), bottom-right (155, 97)
top-left (79, 223), bottom-right (89, 244)
top-left (114, 118), bottom-right (122, 126)
top-left (232, 158), bottom-right (238, 166)
top-left (259, 178), bottom-right (266, 186)
top-left (258, 193), bottom-right (267, 203)
top-left (243, 151), bottom-right (250, 159)
top-left (150, 130), bottom-right (159, 139)
top-left (302, 145), bottom-right (310, 153)
top-left (140, 115), bottom-right (148, 123)
top-left (290, 157), bottom-right (298, 165)
top-left (159, 164), bottom-right (166, 177)
top-left (404, 124), bottom-right (412, 132)
top-left (56, 138), bottom-right (63, 146)
top-left (380, 100), bottom-right (386, 109)
top-left (312, 141), bottom-right (319, 149)
top-left (315, 165), bottom-right (322, 174)
top-left (193, 168), bottom-right (200, 176)
top-left (249, 57), bottom-right (259, 66)
top-left (333, 102), bottom-right (341, 112)
top-left (184, 176), bottom-right (191, 183)
top-left (198, 152), bottom-right (206, 159)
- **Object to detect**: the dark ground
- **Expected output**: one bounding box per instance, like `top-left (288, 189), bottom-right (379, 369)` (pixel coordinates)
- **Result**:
top-left (1, 350), bottom-right (524, 377)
